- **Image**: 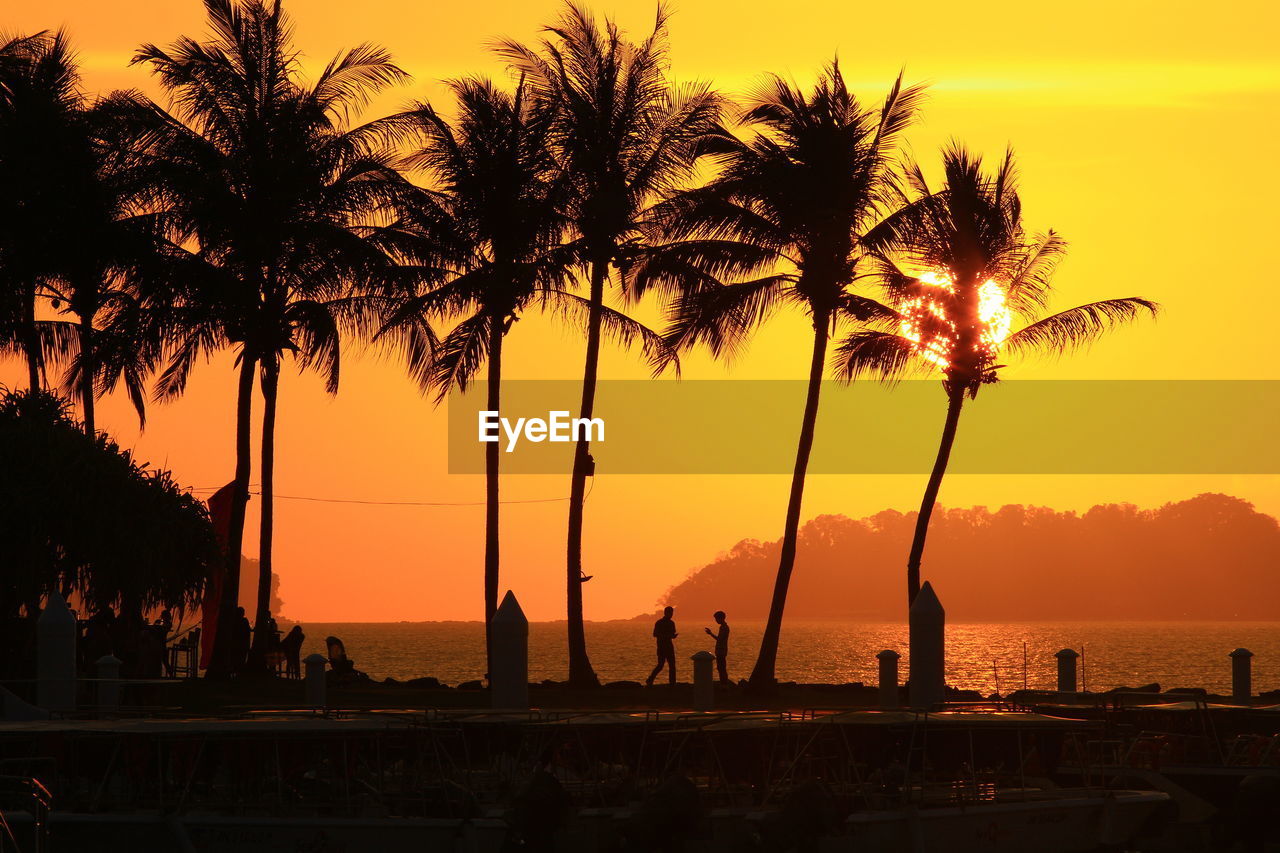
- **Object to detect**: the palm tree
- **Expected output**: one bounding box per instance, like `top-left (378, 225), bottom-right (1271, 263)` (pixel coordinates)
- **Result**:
top-left (0, 32), bottom-right (157, 435)
top-left (0, 30), bottom-right (82, 393)
top-left (376, 77), bottom-right (573, 677)
top-left (122, 0), bottom-right (411, 674)
top-left (50, 94), bottom-right (174, 436)
top-left (837, 144), bottom-right (1158, 605)
top-left (498, 3), bottom-right (718, 686)
top-left (646, 64), bottom-right (925, 687)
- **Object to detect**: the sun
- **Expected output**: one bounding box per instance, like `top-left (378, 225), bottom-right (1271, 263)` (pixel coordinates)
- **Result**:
top-left (899, 270), bottom-right (1012, 372)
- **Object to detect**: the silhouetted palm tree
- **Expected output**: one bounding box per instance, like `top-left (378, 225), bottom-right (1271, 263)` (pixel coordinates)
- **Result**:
top-left (837, 144), bottom-right (1158, 605)
top-left (377, 77), bottom-right (575, 676)
top-left (499, 3), bottom-right (716, 686)
top-left (122, 0), bottom-right (411, 674)
top-left (647, 64), bottom-right (925, 687)
top-left (47, 91), bottom-right (176, 436)
top-left (0, 30), bottom-right (82, 393)
top-left (0, 33), bottom-right (157, 435)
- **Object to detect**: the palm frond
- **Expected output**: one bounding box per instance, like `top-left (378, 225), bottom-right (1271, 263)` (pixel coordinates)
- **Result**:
top-left (833, 329), bottom-right (925, 382)
top-left (662, 275), bottom-right (791, 360)
top-left (1004, 298), bottom-right (1159, 359)
top-left (546, 291), bottom-right (679, 377)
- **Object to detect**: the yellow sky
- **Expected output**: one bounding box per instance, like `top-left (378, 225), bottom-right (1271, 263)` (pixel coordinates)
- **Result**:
top-left (4, 0), bottom-right (1279, 621)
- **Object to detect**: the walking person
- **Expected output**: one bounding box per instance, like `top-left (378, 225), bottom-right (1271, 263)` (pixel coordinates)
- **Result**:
top-left (705, 611), bottom-right (731, 685)
top-left (646, 606), bottom-right (678, 686)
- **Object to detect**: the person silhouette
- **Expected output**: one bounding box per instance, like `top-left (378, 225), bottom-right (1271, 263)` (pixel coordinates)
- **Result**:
top-left (704, 611), bottom-right (731, 685)
top-left (646, 606), bottom-right (678, 686)
top-left (280, 625), bottom-right (305, 679)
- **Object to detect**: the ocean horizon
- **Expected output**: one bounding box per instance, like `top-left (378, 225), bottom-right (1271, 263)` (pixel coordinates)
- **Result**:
top-left (256, 618), bottom-right (1280, 696)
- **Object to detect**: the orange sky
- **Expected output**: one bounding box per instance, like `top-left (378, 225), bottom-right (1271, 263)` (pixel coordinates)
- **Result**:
top-left (3, 0), bottom-right (1278, 622)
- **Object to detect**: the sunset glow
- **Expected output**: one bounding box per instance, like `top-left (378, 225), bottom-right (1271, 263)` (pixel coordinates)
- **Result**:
top-left (900, 271), bottom-right (1013, 372)
top-left (977, 279), bottom-right (1012, 349)
top-left (0, 0), bottom-right (1275, 624)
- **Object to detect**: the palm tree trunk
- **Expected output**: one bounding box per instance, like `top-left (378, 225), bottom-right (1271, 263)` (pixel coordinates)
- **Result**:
top-left (483, 315), bottom-right (502, 680)
top-left (78, 310), bottom-right (96, 436)
top-left (565, 261), bottom-right (605, 688)
top-left (207, 354), bottom-right (256, 679)
top-left (22, 286), bottom-right (40, 392)
top-left (250, 357), bottom-right (279, 672)
top-left (906, 385), bottom-right (966, 605)
top-left (749, 311), bottom-right (830, 688)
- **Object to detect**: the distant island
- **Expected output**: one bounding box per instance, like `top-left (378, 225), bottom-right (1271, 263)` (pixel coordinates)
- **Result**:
top-left (654, 494), bottom-right (1280, 621)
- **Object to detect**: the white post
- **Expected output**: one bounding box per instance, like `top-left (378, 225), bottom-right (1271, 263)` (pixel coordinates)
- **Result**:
top-left (691, 651), bottom-right (715, 711)
top-left (304, 654), bottom-right (327, 709)
top-left (877, 650), bottom-right (900, 709)
top-left (1056, 648), bottom-right (1080, 693)
top-left (95, 655), bottom-right (121, 712)
top-left (37, 592), bottom-right (77, 713)
top-left (908, 582), bottom-right (945, 710)
top-left (491, 591), bottom-right (529, 710)
top-left (1230, 648), bottom-right (1253, 703)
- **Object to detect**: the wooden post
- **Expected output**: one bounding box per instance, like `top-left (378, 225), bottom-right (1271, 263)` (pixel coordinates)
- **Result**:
top-left (877, 650), bottom-right (900, 708)
top-left (1230, 648), bottom-right (1253, 703)
top-left (691, 651), bottom-right (715, 711)
top-left (1055, 648), bottom-right (1080, 693)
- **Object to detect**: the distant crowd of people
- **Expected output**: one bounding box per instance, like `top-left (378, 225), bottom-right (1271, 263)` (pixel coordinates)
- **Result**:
top-left (646, 607), bottom-right (731, 687)
top-left (80, 605), bottom-right (174, 678)
top-left (222, 607), bottom-right (307, 678)
top-left (77, 603), bottom-right (307, 680)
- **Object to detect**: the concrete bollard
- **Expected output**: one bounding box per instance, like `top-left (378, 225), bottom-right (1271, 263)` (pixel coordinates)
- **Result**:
top-left (491, 591), bottom-right (529, 710)
top-left (908, 582), bottom-right (945, 710)
top-left (304, 654), bottom-right (328, 709)
top-left (37, 592), bottom-right (77, 713)
top-left (1230, 648), bottom-right (1253, 703)
top-left (691, 651), bottom-right (715, 711)
top-left (1056, 649), bottom-right (1080, 693)
top-left (877, 650), bottom-right (900, 709)
top-left (95, 655), bottom-right (122, 712)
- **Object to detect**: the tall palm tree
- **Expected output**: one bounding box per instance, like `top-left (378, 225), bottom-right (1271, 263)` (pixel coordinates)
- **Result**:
top-left (837, 144), bottom-right (1158, 605)
top-left (498, 3), bottom-right (718, 686)
top-left (646, 64), bottom-right (925, 688)
top-left (121, 0), bottom-right (411, 675)
top-left (376, 77), bottom-right (574, 677)
top-left (0, 30), bottom-right (81, 393)
top-left (50, 95), bottom-right (172, 436)
top-left (0, 32), bottom-right (156, 435)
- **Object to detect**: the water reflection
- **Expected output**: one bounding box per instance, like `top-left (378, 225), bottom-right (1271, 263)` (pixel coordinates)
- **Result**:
top-left (292, 620), bottom-right (1280, 695)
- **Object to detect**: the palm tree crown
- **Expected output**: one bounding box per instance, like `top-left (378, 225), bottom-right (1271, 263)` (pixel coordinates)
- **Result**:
top-left (381, 77), bottom-right (572, 395)
top-left (0, 30), bottom-right (85, 392)
top-left (841, 144), bottom-right (1157, 395)
top-left (652, 63), bottom-right (925, 353)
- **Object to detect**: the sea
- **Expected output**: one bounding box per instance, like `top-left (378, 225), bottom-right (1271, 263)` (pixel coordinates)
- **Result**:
top-left (284, 620), bottom-right (1280, 696)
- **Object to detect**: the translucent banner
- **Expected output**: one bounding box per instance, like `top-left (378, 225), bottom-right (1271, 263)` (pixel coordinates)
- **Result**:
top-left (446, 380), bottom-right (1280, 474)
